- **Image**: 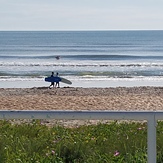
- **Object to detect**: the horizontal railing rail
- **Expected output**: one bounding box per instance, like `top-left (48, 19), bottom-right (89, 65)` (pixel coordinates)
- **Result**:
top-left (0, 110), bottom-right (161, 163)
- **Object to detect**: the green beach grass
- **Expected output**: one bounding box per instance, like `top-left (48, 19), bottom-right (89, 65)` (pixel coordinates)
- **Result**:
top-left (0, 120), bottom-right (163, 163)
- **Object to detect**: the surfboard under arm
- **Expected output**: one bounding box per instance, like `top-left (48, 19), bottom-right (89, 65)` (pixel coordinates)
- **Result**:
top-left (45, 76), bottom-right (61, 82)
top-left (60, 77), bottom-right (72, 85)
top-left (45, 76), bottom-right (72, 85)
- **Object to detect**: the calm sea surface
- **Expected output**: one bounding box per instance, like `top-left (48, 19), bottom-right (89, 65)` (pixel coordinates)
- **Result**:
top-left (1, 31), bottom-right (163, 86)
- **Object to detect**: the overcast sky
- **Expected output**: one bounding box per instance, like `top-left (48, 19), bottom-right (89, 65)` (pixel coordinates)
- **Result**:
top-left (0, 0), bottom-right (163, 31)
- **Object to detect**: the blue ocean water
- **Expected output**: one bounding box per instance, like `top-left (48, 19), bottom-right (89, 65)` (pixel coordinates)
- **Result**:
top-left (0, 30), bottom-right (163, 85)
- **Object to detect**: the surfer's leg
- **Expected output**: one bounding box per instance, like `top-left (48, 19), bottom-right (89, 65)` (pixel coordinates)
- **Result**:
top-left (49, 84), bottom-right (52, 88)
top-left (49, 82), bottom-right (54, 88)
top-left (55, 82), bottom-right (60, 88)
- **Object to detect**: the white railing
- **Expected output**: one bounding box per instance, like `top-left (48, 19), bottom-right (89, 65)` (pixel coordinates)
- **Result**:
top-left (0, 110), bottom-right (161, 163)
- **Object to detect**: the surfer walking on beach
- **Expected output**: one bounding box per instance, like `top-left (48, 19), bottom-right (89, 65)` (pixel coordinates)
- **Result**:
top-left (55, 72), bottom-right (60, 88)
top-left (45, 72), bottom-right (71, 88)
top-left (49, 72), bottom-right (55, 88)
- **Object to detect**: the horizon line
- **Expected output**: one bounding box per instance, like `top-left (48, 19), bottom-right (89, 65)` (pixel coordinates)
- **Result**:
top-left (0, 29), bottom-right (163, 32)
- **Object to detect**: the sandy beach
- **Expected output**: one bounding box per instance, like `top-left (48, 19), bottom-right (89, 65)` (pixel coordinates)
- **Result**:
top-left (1, 86), bottom-right (163, 127)
top-left (1, 86), bottom-right (163, 111)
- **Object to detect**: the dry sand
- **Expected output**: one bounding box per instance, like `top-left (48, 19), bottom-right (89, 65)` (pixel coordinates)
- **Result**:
top-left (1, 86), bottom-right (163, 111)
top-left (1, 86), bottom-right (163, 126)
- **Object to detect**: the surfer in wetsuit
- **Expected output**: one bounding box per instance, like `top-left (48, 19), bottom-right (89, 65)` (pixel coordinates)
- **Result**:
top-left (49, 72), bottom-right (55, 88)
top-left (55, 72), bottom-right (60, 88)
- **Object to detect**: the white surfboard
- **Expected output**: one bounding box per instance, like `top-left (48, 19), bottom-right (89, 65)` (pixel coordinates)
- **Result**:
top-left (60, 77), bottom-right (72, 85)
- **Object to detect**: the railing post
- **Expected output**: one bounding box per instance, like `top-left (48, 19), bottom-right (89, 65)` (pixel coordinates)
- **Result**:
top-left (147, 113), bottom-right (156, 163)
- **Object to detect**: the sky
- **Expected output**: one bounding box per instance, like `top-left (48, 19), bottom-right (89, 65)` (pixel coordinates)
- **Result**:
top-left (0, 0), bottom-right (163, 31)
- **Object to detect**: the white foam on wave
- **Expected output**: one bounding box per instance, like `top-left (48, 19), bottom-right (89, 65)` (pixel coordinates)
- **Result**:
top-left (1, 60), bottom-right (163, 67)
top-left (0, 77), bottom-right (44, 81)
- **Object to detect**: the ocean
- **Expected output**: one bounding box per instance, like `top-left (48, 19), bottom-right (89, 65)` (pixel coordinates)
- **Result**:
top-left (1, 30), bottom-right (163, 88)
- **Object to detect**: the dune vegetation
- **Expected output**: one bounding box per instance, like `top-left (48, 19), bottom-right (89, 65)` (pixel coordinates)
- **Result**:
top-left (0, 120), bottom-right (163, 163)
